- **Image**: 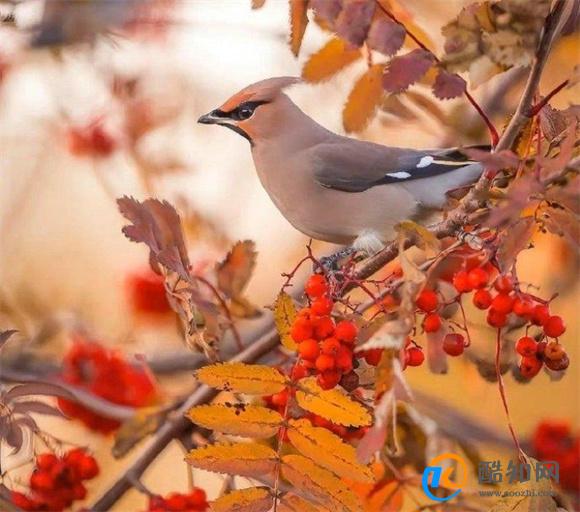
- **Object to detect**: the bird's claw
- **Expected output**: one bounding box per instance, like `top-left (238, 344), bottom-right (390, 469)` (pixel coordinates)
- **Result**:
top-left (316, 247), bottom-right (358, 273)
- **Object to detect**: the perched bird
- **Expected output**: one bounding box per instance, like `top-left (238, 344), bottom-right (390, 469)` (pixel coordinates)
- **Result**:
top-left (198, 77), bottom-right (484, 256)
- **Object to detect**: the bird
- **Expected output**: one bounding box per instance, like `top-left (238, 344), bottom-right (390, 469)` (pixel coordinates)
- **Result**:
top-left (198, 77), bottom-right (484, 259)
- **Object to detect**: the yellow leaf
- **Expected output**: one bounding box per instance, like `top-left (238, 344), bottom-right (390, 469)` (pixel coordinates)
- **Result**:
top-left (186, 442), bottom-right (278, 477)
top-left (288, 419), bottom-right (374, 482)
top-left (281, 454), bottom-right (363, 512)
top-left (210, 487), bottom-right (273, 512)
top-left (196, 363), bottom-right (288, 395)
top-left (343, 65), bottom-right (385, 133)
top-left (295, 377), bottom-right (371, 427)
top-left (395, 220), bottom-right (440, 253)
top-left (187, 404), bottom-right (283, 438)
top-left (290, 0), bottom-right (309, 56)
top-left (278, 494), bottom-right (322, 512)
top-left (274, 291), bottom-right (298, 350)
top-left (302, 38), bottom-right (361, 83)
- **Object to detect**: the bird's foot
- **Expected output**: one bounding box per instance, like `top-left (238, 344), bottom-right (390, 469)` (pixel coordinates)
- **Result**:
top-left (317, 246), bottom-right (359, 272)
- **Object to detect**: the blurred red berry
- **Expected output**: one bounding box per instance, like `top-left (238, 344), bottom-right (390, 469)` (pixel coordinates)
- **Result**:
top-left (291, 317), bottom-right (314, 343)
top-left (513, 296), bottom-right (534, 317)
top-left (494, 275), bottom-right (514, 293)
top-left (544, 316), bottom-right (566, 338)
top-left (532, 305), bottom-right (550, 326)
top-left (11, 491), bottom-right (33, 511)
top-left (126, 270), bottom-right (171, 316)
top-left (30, 471), bottom-right (54, 492)
top-left (305, 274), bottom-right (328, 298)
top-left (334, 320), bottom-right (358, 344)
top-left (492, 294), bottom-right (515, 314)
top-left (187, 488), bottom-right (208, 509)
top-left (335, 345), bottom-right (354, 373)
top-left (473, 289), bottom-right (492, 309)
top-left (487, 308), bottom-right (507, 328)
top-left (291, 364), bottom-right (308, 380)
top-left (315, 354), bottom-right (335, 372)
top-left (363, 349), bottom-right (383, 366)
top-left (443, 333), bottom-right (465, 356)
top-left (36, 453), bottom-right (58, 471)
top-left (423, 313), bottom-right (442, 333)
top-left (452, 270), bottom-right (472, 293)
top-left (78, 454), bottom-right (99, 480)
top-left (468, 268), bottom-right (489, 289)
top-left (311, 296), bottom-right (334, 316)
top-left (519, 356), bottom-right (542, 379)
top-left (516, 336), bottom-right (538, 357)
top-left (405, 347), bottom-right (425, 366)
top-left (298, 338), bottom-right (319, 361)
top-left (314, 316), bottom-right (335, 339)
top-left (320, 337), bottom-right (341, 356)
top-left (416, 289), bottom-right (438, 312)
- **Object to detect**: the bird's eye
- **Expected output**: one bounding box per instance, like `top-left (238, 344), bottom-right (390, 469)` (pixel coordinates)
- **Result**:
top-left (237, 106), bottom-right (254, 120)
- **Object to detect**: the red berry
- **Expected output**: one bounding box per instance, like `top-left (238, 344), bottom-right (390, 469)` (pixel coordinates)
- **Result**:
top-left (443, 333), bottom-right (465, 356)
top-left (78, 454), bottom-right (99, 480)
top-left (516, 336), bottom-right (538, 357)
top-left (291, 318), bottom-right (313, 343)
top-left (473, 289), bottom-right (492, 310)
top-left (544, 353), bottom-right (570, 371)
top-left (405, 347), bottom-right (425, 366)
top-left (536, 341), bottom-right (547, 357)
top-left (492, 293), bottom-right (515, 314)
top-left (543, 315), bottom-right (566, 338)
top-left (335, 346), bottom-right (354, 372)
top-left (311, 296), bottom-right (334, 316)
top-left (291, 364), bottom-right (308, 380)
top-left (334, 320), bottom-right (358, 344)
top-left (30, 470), bottom-right (54, 491)
top-left (37, 453), bottom-right (58, 471)
top-left (317, 370), bottom-right (341, 390)
top-left (531, 305), bottom-right (550, 326)
top-left (453, 270), bottom-right (472, 293)
top-left (494, 275), bottom-right (514, 293)
top-left (305, 274), bottom-right (328, 298)
top-left (320, 337), bottom-right (341, 356)
top-left (314, 316), bottom-right (335, 339)
top-left (11, 492), bottom-right (33, 511)
top-left (519, 356), bottom-right (543, 379)
top-left (544, 342), bottom-right (565, 361)
top-left (487, 308), bottom-right (507, 328)
top-left (72, 482), bottom-right (87, 500)
top-left (315, 354), bottom-right (336, 372)
top-left (271, 389), bottom-right (289, 407)
top-left (468, 268), bottom-right (489, 289)
top-left (126, 270), bottom-right (171, 315)
top-left (416, 289), bottom-right (438, 312)
top-left (423, 313), bottom-right (442, 333)
top-left (298, 338), bottom-right (319, 361)
top-left (513, 296), bottom-right (534, 317)
top-left (186, 488), bottom-right (208, 509)
top-left (165, 493), bottom-right (188, 511)
top-left (363, 349), bottom-right (383, 366)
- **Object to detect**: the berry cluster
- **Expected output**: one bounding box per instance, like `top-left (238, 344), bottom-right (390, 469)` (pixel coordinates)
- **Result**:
top-left (450, 265), bottom-right (568, 379)
top-left (126, 269), bottom-right (172, 316)
top-left (532, 420), bottom-right (579, 492)
top-left (58, 338), bottom-right (159, 433)
top-left (147, 489), bottom-right (208, 511)
top-left (289, 274), bottom-right (361, 390)
top-left (10, 449), bottom-right (98, 511)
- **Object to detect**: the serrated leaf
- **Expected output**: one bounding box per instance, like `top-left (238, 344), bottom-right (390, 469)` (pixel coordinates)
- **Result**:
top-left (289, 0), bottom-right (309, 56)
top-left (281, 454), bottom-right (362, 512)
top-left (343, 65), bottom-right (384, 133)
top-left (335, 0), bottom-right (375, 47)
top-left (196, 363), bottom-right (288, 395)
top-left (274, 291), bottom-right (298, 350)
top-left (186, 442), bottom-right (278, 477)
top-left (210, 487), bottom-right (272, 512)
top-left (295, 377), bottom-right (371, 427)
top-left (288, 419), bottom-right (374, 481)
top-left (542, 207), bottom-right (579, 247)
top-left (367, 18), bottom-right (405, 56)
top-left (382, 49), bottom-right (434, 93)
top-left (188, 404), bottom-right (283, 438)
top-left (216, 241), bottom-right (257, 299)
top-left (496, 217), bottom-right (536, 272)
top-left (278, 494), bottom-right (321, 512)
top-left (302, 37), bottom-right (361, 83)
top-left (433, 68), bottom-right (466, 99)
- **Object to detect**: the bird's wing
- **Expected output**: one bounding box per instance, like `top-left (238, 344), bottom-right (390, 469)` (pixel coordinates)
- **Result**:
top-left (311, 139), bottom-right (485, 193)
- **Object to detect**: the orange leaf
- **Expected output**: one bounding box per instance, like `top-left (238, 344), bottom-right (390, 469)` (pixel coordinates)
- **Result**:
top-left (278, 494), bottom-right (321, 512)
top-left (290, 0), bottom-right (309, 56)
top-left (210, 487), bottom-right (273, 512)
top-left (196, 363), bottom-right (288, 395)
top-left (302, 37), bottom-right (361, 83)
top-left (343, 65), bottom-right (384, 133)
top-left (186, 442), bottom-right (277, 477)
top-left (216, 240), bottom-right (257, 299)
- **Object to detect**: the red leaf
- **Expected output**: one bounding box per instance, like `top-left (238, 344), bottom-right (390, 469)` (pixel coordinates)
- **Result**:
top-left (335, 0), bottom-right (375, 47)
top-left (310, 0), bottom-right (342, 23)
top-left (433, 68), bottom-right (466, 99)
top-left (382, 49), bottom-right (435, 93)
top-left (367, 18), bottom-right (405, 57)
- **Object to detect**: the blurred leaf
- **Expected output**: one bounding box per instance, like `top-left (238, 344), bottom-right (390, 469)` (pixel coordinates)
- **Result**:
top-left (335, 0), bottom-right (375, 47)
top-left (186, 442), bottom-right (278, 477)
top-left (216, 241), bottom-right (256, 298)
top-left (382, 49), bottom-right (435, 93)
top-left (544, 175), bottom-right (580, 214)
top-left (288, 418), bottom-right (374, 481)
top-left (196, 363), bottom-right (288, 395)
top-left (311, 0), bottom-right (342, 24)
top-left (274, 291), bottom-right (298, 350)
top-left (302, 37), bottom-right (361, 83)
top-left (278, 494), bottom-right (320, 512)
top-left (4, 383), bottom-right (73, 403)
top-left (496, 216), bottom-right (536, 272)
top-left (229, 297), bottom-right (262, 319)
top-left (281, 454), bottom-right (363, 511)
top-left (0, 330), bottom-right (17, 351)
top-left (210, 487), bottom-right (273, 512)
top-left (395, 220), bottom-right (440, 253)
top-left (11, 401), bottom-right (66, 418)
top-left (425, 328), bottom-right (449, 374)
top-left (118, 196), bottom-right (191, 281)
top-left (343, 65), bottom-right (384, 133)
top-left (488, 468), bottom-right (557, 512)
top-left (6, 424), bottom-right (23, 450)
top-left (541, 207), bottom-right (579, 247)
top-left (432, 69), bottom-right (466, 100)
top-left (381, 95), bottom-right (418, 121)
top-left (188, 404), bottom-right (282, 438)
top-left (289, 0), bottom-right (309, 56)
top-left (251, 0), bottom-right (266, 9)
top-left (295, 377), bottom-right (371, 427)
top-left (113, 408), bottom-right (163, 458)
top-left (405, 90), bottom-right (447, 123)
top-left (367, 18), bottom-right (405, 57)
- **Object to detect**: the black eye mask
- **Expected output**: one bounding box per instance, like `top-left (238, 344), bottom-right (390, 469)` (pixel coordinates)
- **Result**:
top-left (225, 100), bottom-right (269, 121)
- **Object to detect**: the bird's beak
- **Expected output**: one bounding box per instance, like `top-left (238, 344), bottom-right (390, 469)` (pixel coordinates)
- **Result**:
top-left (198, 109), bottom-right (226, 125)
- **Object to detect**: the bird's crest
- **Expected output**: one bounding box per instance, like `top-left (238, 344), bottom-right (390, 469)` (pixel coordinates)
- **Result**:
top-left (218, 76), bottom-right (301, 112)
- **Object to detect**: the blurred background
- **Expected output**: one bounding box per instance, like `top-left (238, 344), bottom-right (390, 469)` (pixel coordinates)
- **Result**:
top-left (0, 0), bottom-right (578, 510)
